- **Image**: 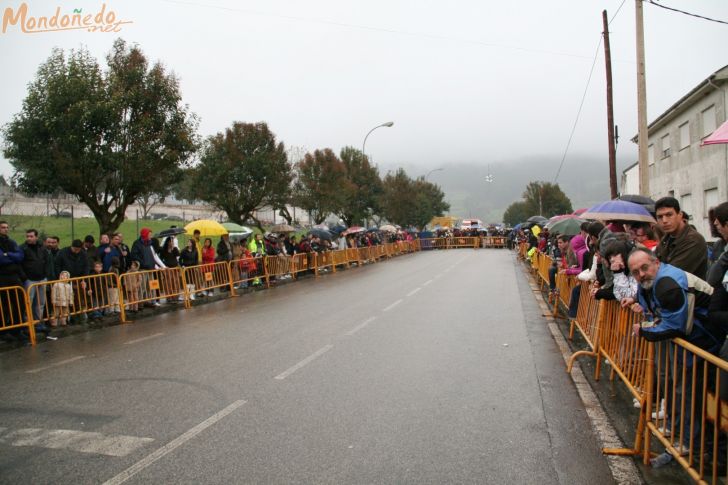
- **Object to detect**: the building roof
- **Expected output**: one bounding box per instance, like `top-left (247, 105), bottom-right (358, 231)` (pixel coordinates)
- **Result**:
top-left (621, 161), bottom-right (638, 175)
top-left (631, 64), bottom-right (728, 143)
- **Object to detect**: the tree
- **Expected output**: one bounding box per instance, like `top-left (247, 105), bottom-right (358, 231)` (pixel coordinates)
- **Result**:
top-left (136, 189), bottom-right (169, 219)
top-left (192, 121), bottom-right (291, 228)
top-left (338, 147), bottom-right (383, 227)
top-left (522, 181), bottom-right (572, 218)
top-left (502, 201), bottom-right (531, 226)
top-left (379, 169), bottom-right (449, 229)
top-left (3, 40), bottom-right (198, 235)
top-left (292, 148), bottom-right (350, 224)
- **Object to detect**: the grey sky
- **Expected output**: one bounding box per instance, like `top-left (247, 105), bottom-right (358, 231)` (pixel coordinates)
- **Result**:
top-left (1, 0), bottom-right (727, 186)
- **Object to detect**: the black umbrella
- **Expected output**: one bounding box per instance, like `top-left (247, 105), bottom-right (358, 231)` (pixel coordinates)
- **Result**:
top-left (154, 227), bottom-right (186, 238)
top-left (617, 194), bottom-right (656, 215)
top-left (308, 228), bottom-right (333, 241)
top-left (330, 225), bottom-right (347, 235)
top-left (526, 215), bottom-right (548, 224)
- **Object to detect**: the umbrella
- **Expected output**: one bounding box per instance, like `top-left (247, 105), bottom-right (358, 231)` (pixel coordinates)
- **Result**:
top-left (308, 228), bottom-right (333, 241)
top-left (329, 225), bottom-right (347, 235)
top-left (581, 200), bottom-right (656, 223)
top-left (154, 227), bottom-right (186, 238)
top-left (544, 214), bottom-right (574, 229)
top-left (617, 194), bottom-right (655, 215)
top-left (572, 208), bottom-right (588, 216)
top-left (343, 226), bottom-right (366, 236)
top-left (366, 228), bottom-right (381, 233)
top-left (312, 223), bottom-right (330, 230)
top-left (269, 223), bottom-right (296, 233)
top-left (380, 224), bottom-right (398, 233)
top-left (702, 119), bottom-right (728, 145)
top-left (222, 222), bottom-right (249, 233)
top-left (527, 215), bottom-right (548, 224)
top-left (548, 217), bottom-right (586, 236)
top-left (184, 219), bottom-right (229, 237)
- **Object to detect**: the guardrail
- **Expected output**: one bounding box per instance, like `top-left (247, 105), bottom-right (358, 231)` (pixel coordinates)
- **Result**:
top-left (522, 247), bottom-right (728, 483)
top-left (0, 286), bottom-right (35, 345)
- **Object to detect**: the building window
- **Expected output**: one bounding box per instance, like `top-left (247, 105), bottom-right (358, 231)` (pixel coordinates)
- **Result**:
top-left (704, 188), bottom-right (719, 237)
top-left (681, 193), bottom-right (693, 219)
top-left (661, 134), bottom-right (671, 158)
top-left (702, 105), bottom-right (716, 138)
top-left (679, 122), bottom-right (690, 150)
top-left (648, 144), bottom-right (654, 165)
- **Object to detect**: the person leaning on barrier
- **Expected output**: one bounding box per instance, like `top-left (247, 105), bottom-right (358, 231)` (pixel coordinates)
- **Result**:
top-left (655, 196), bottom-right (708, 279)
top-left (54, 239), bottom-right (90, 324)
top-left (216, 233), bottom-right (232, 263)
top-left (625, 247), bottom-right (721, 466)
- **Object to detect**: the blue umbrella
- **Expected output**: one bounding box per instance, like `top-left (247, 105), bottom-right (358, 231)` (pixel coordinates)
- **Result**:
top-left (581, 200), bottom-right (655, 223)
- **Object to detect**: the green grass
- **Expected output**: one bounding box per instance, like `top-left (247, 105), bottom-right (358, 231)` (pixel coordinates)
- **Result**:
top-left (2, 215), bottom-right (185, 246)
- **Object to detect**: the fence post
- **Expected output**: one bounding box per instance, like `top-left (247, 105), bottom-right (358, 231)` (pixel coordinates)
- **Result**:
top-left (23, 287), bottom-right (36, 346)
top-left (117, 273), bottom-right (129, 323)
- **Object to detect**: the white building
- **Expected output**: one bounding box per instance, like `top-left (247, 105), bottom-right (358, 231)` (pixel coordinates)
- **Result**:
top-left (622, 65), bottom-right (728, 239)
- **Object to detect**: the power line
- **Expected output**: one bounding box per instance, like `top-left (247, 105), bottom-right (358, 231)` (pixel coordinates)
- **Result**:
top-left (609, 0), bottom-right (627, 25)
top-left (645, 0), bottom-right (728, 25)
top-left (553, 37), bottom-right (603, 184)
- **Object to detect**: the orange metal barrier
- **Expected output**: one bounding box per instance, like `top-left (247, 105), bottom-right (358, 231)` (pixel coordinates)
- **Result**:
top-left (331, 249), bottom-right (350, 269)
top-left (314, 251), bottom-right (335, 275)
top-left (345, 248), bottom-right (362, 265)
top-left (117, 267), bottom-right (184, 313)
top-left (289, 253), bottom-right (312, 277)
top-left (483, 236), bottom-right (507, 248)
top-left (0, 286), bottom-right (35, 345)
top-left (182, 261), bottom-right (234, 300)
top-left (29, 273), bottom-right (126, 328)
top-left (418, 238), bottom-right (446, 250)
top-left (229, 255), bottom-right (266, 288)
top-left (265, 254), bottom-right (292, 282)
top-left (566, 283), bottom-right (605, 375)
top-left (446, 237), bottom-right (479, 249)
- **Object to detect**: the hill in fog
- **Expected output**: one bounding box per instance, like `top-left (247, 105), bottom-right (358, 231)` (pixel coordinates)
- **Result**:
top-left (380, 154), bottom-right (631, 224)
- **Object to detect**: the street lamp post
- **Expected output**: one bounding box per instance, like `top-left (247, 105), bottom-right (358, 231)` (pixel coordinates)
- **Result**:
top-left (425, 168), bottom-right (444, 180)
top-left (362, 121), bottom-right (394, 162)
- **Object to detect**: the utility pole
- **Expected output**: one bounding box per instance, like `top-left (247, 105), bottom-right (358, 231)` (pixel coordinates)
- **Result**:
top-left (635, 0), bottom-right (650, 196)
top-left (603, 10), bottom-right (618, 199)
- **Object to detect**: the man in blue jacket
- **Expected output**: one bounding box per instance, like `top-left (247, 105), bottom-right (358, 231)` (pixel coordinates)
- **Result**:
top-left (0, 220), bottom-right (26, 334)
top-left (624, 248), bottom-right (717, 466)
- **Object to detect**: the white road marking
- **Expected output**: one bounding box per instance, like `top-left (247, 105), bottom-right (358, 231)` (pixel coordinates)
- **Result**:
top-left (422, 279), bottom-right (434, 286)
top-left (124, 333), bottom-right (165, 345)
top-left (26, 356), bottom-right (86, 374)
top-left (346, 317), bottom-right (377, 336)
top-left (406, 288), bottom-right (421, 297)
top-left (0, 428), bottom-right (154, 457)
top-left (102, 400), bottom-right (246, 485)
top-left (274, 345), bottom-right (334, 380)
top-left (382, 299), bottom-right (403, 312)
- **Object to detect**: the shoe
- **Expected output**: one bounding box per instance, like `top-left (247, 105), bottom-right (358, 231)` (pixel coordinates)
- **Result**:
top-left (633, 398), bottom-right (642, 409)
top-left (657, 425), bottom-right (672, 437)
top-left (190, 294), bottom-right (196, 300)
top-left (652, 410), bottom-right (666, 420)
top-left (152, 302), bottom-right (161, 307)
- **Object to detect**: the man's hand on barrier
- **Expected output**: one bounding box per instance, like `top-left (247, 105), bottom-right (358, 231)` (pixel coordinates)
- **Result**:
top-left (633, 323), bottom-right (641, 337)
top-left (620, 297), bottom-right (635, 308)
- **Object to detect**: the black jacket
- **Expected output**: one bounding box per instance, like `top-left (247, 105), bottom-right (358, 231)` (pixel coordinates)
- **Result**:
top-left (55, 247), bottom-right (90, 279)
top-left (20, 242), bottom-right (49, 281)
top-left (0, 235), bottom-right (26, 287)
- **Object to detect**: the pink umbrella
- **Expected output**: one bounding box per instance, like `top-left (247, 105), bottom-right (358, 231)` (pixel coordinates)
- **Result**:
top-left (572, 208), bottom-right (588, 216)
top-left (702, 119), bottom-right (728, 145)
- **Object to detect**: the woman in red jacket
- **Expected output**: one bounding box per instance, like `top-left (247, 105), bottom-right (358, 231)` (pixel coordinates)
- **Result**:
top-left (201, 238), bottom-right (215, 296)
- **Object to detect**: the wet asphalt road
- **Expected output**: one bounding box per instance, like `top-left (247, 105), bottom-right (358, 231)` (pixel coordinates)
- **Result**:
top-left (0, 249), bottom-right (615, 484)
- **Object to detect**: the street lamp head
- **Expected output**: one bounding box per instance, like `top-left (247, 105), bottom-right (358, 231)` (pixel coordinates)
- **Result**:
top-left (381, 121), bottom-right (394, 128)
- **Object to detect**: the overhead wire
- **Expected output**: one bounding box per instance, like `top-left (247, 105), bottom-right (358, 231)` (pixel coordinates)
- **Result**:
top-left (553, 0), bottom-right (626, 184)
top-left (645, 0), bottom-right (728, 26)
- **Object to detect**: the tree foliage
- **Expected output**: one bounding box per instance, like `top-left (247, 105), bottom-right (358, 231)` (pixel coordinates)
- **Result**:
top-left (502, 181), bottom-right (573, 224)
top-left (338, 146), bottom-right (383, 227)
top-left (502, 201), bottom-right (531, 226)
top-left (3, 39), bottom-right (198, 235)
top-left (379, 169), bottom-right (449, 229)
top-left (192, 121), bottom-right (291, 228)
top-left (292, 148), bottom-right (350, 224)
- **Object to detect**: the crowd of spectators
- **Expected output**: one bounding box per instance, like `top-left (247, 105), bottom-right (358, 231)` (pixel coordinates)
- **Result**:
top-left (517, 196), bottom-right (728, 468)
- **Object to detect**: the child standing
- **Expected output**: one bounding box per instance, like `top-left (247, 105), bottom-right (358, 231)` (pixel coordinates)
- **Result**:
top-left (51, 271), bottom-right (73, 326)
top-left (108, 256), bottom-right (121, 314)
top-left (124, 260), bottom-right (141, 312)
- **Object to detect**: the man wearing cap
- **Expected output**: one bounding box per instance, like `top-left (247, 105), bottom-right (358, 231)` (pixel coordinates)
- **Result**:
top-left (131, 228), bottom-right (156, 271)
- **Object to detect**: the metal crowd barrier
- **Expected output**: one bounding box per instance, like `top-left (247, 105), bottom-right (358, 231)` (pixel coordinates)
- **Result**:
top-left (182, 261), bottom-right (234, 300)
top-left (229, 256), bottom-right (267, 288)
top-left (566, 283), bottom-right (605, 375)
top-left (0, 286), bottom-right (35, 345)
top-left (29, 273), bottom-right (127, 327)
top-left (118, 267), bottom-right (183, 313)
top-left (331, 249), bottom-right (350, 269)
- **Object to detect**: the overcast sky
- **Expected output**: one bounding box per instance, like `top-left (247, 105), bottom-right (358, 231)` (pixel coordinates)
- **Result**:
top-left (1, 0), bottom-right (727, 185)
